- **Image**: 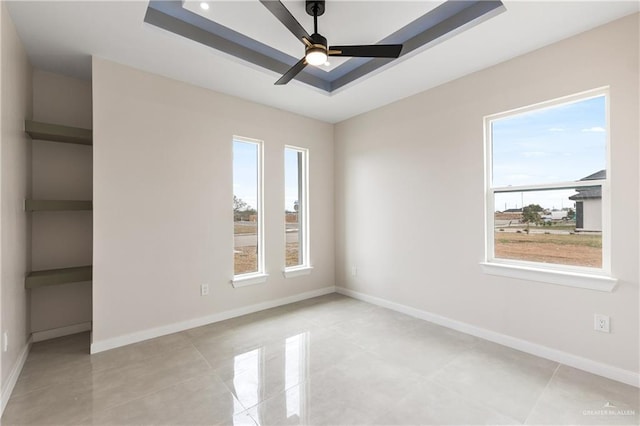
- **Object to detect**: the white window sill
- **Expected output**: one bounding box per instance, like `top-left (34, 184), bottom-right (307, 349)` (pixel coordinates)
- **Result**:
top-left (283, 266), bottom-right (313, 278)
top-left (231, 273), bottom-right (269, 288)
top-left (480, 262), bottom-right (617, 292)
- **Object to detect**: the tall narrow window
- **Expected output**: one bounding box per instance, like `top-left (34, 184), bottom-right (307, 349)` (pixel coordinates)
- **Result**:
top-left (233, 137), bottom-right (264, 278)
top-left (484, 88), bottom-right (612, 287)
top-left (284, 147), bottom-right (309, 270)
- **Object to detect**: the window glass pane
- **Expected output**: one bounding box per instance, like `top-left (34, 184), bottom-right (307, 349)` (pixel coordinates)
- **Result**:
top-left (285, 148), bottom-right (303, 268)
top-left (493, 187), bottom-right (602, 268)
top-left (492, 96), bottom-right (606, 187)
top-left (234, 140), bottom-right (259, 275)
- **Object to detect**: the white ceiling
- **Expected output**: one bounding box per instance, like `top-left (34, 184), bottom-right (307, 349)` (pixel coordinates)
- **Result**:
top-left (6, 1), bottom-right (639, 123)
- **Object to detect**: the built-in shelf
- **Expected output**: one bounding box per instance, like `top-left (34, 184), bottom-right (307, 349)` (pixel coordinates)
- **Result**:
top-left (25, 120), bottom-right (92, 145)
top-left (25, 199), bottom-right (92, 212)
top-left (25, 265), bottom-right (92, 289)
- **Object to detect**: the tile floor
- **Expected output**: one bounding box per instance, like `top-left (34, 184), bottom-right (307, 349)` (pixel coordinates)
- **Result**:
top-left (2, 294), bottom-right (638, 425)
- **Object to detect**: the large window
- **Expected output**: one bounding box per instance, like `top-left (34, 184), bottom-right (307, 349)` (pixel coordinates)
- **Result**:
top-left (284, 146), bottom-right (309, 271)
top-left (485, 89), bottom-right (611, 282)
top-left (233, 137), bottom-right (264, 279)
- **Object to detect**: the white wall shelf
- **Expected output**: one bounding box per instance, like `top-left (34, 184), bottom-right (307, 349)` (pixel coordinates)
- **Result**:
top-left (24, 119), bottom-right (94, 297)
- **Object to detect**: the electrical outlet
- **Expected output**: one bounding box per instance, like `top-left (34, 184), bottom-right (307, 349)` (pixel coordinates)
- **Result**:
top-left (351, 266), bottom-right (357, 277)
top-left (200, 284), bottom-right (209, 296)
top-left (3, 331), bottom-right (8, 352)
top-left (594, 314), bottom-right (610, 333)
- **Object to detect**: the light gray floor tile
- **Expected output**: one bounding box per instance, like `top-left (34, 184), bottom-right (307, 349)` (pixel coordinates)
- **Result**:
top-left (2, 345), bottom-right (211, 425)
top-left (344, 319), bottom-right (479, 378)
top-left (2, 294), bottom-right (636, 426)
top-left (308, 349), bottom-right (424, 419)
top-left (287, 296), bottom-right (378, 327)
top-left (13, 331), bottom-right (194, 398)
top-left (85, 372), bottom-right (249, 425)
top-left (248, 383), bottom-right (378, 426)
top-left (372, 378), bottom-right (519, 425)
top-left (430, 340), bottom-right (559, 423)
top-left (525, 365), bottom-right (640, 425)
top-left (221, 328), bottom-right (370, 411)
top-left (328, 305), bottom-right (426, 339)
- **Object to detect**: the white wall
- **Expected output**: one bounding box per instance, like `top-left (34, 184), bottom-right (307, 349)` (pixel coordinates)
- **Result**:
top-left (0, 0), bottom-right (32, 402)
top-left (30, 70), bottom-right (93, 334)
top-left (91, 58), bottom-right (334, 350)
top-left (335, 14), bottom-right (639, 374)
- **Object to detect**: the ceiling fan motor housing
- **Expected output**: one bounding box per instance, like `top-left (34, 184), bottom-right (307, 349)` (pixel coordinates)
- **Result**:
top-left (308, 33), bottom-right (327, 50)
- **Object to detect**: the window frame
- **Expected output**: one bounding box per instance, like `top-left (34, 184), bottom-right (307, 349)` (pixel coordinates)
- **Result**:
top-left (482, 88), bottom-right (617, 291)
top-left (283, 145), bottom-right (312, 277)
top-left (232, 136), bottom-right (268, 287)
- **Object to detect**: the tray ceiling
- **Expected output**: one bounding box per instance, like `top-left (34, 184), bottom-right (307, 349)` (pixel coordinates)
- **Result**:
top-left (145, 0), bottom-right (504, 92)
top-left (5, 1), bottom-right (639, 123)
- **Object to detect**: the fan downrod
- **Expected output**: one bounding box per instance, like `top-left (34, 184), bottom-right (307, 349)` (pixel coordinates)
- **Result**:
top-left (305, 0), bottom-right (325, 17)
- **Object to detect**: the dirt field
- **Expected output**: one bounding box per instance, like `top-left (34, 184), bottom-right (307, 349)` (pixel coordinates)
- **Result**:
top-left (235, 227), bottom-right (602, 272)
top-left (234, 243), bottom-right (300, 275)
top-left (495, 232), bottom-right (602, 267)
top-left (234, 224), bottom-right (256, 234)
top-left (285, 243), bottom-right (301, 267)
top-left (234, 246), bottom-right (258, 275)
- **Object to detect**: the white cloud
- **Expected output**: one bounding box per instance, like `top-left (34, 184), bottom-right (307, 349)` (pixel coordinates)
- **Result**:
top-left (581, 126), bottom-right (606, 133)
top-left (548, 127), bottom-right (564, 132)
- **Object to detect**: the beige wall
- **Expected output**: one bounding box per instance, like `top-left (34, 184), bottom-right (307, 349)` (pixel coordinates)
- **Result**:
top-left (335, 14), bottom-right (639, 374)
top-left (30, 70), bottom-right (93, 333)
top-left (1, 0), bottom-right (32, 392)
top-left (91, 58), bottom-right (334, 348)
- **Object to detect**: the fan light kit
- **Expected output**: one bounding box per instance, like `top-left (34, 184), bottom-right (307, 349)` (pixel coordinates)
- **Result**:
top-left (259, 0), bottom-right (404, 85)
top-left (306, 47), bottom-right (327, 66)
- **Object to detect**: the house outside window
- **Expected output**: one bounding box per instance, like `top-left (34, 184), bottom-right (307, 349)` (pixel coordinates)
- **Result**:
top-left (482, 88), bottom-right (616, 291)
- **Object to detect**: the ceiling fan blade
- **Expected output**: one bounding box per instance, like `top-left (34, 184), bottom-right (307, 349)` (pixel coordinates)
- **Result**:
top-left (275, 57), bottom-right (307, 85)
top-left (328, 44), bottom-right (403, 58)
top-left (259, 0), bottom-right (310, 44)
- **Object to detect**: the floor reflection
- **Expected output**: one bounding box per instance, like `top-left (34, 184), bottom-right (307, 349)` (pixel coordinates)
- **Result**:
top-left (285, 333), bottom-right (309, 421)
top-left (231, 332), bottom-right (310, 425)
top-left (233, 348), bottom-right (263, 415)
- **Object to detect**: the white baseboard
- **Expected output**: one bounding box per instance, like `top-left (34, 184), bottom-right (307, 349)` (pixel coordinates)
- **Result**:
top-left (32, 321), bottom-right (92, 343)
top-left (1, 336), bottom-right (32, 416)
top-left (336, 286), bottom-right (640, 388)
top-left (91, 286), bottom-right (335, 354)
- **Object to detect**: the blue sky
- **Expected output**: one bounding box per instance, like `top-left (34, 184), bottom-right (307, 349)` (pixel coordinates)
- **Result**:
top-left (233, 140), bottom-right (258, 210)
top-left (492, 95), bottom-right (606, 210)
top-left (233, 141), bottom-right (300, 212)
top-left (284, 148), bottom-right (300, 212)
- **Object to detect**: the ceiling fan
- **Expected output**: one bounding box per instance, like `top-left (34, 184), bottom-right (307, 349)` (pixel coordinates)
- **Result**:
top-left (259, 0), bottom-right (404, 85)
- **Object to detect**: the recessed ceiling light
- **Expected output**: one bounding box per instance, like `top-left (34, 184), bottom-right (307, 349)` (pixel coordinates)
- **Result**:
top-left (200, 2), bottom-right (210, 10)
top-left (324, 61), bottom-right (330, 67)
